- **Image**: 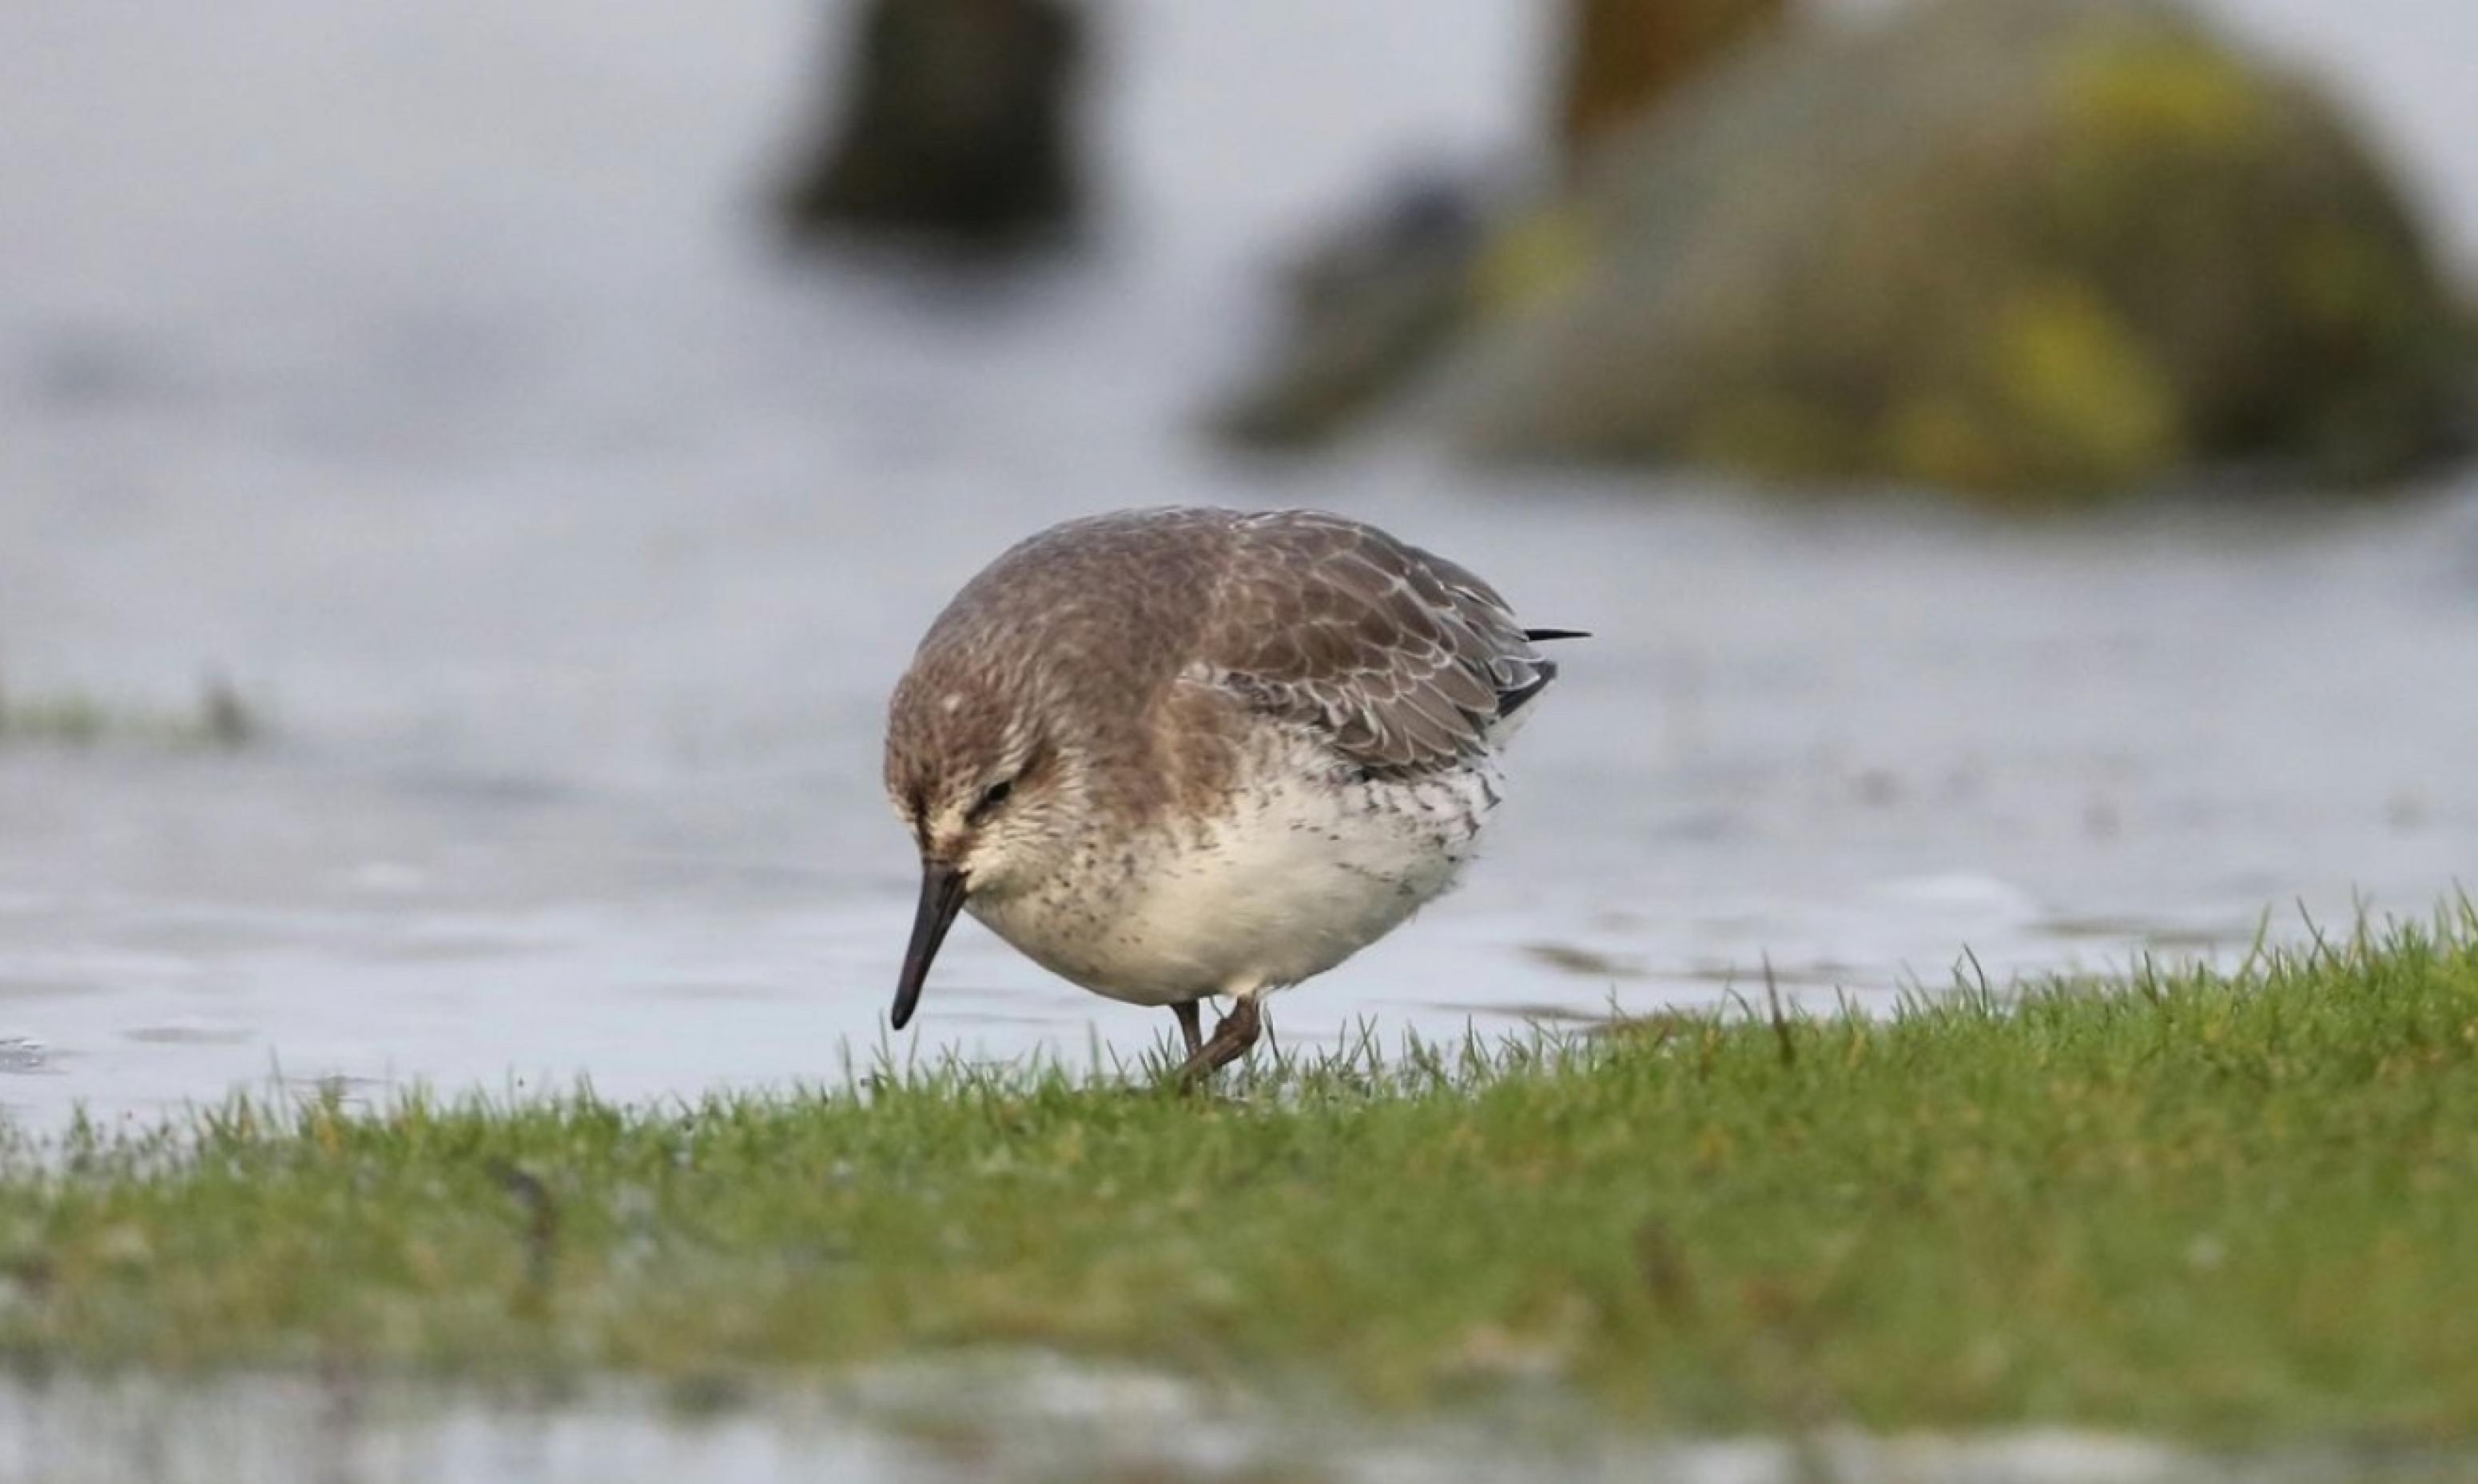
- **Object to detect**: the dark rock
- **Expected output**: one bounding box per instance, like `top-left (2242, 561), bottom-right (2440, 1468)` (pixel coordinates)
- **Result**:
top-left (775, 0), bottom-right (1085, 250)
top-left (1211, 171), bottom-right (1499, 449)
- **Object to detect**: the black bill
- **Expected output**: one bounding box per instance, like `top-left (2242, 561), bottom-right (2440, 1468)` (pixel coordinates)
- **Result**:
top-left (891, 861), bottom-right (968, 1030)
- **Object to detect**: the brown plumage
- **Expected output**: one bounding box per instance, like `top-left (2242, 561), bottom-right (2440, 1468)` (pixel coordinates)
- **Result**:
top-left (888, 507), bottom-right (1556, 786)
top-left (882, 507), bottom-right (1578, 1082)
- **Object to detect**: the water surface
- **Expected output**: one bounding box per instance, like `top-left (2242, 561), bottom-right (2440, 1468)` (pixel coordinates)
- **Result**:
top-left (4, 1365), bottom-right (2461, 1484)
top-left (1, 0), bottom-right (2475, 1132)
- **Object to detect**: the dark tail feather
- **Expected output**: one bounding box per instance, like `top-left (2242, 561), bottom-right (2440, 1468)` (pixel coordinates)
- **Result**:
top-left (1498, 630), bottom-right (1584, 720)
top-left (1496, 664), bottom-right (1555, 720)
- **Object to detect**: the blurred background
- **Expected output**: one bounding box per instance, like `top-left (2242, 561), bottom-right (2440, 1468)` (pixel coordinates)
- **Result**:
top-left (1, 0), bottom-right (2473, 1128)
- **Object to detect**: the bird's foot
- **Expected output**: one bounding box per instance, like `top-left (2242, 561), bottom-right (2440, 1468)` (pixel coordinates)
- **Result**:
top-left (1174, 996), bottom-right (1261, 1089)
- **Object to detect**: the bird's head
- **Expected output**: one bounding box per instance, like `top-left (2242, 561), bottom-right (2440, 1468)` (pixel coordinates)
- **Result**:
top-left (881, 653), bottom-right (1088, 1029)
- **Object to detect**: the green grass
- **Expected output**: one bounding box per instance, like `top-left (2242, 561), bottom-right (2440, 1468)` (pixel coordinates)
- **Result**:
top-left (0, 674), bottom-right (257, 750)
top-left (6, 910), bottom-right (2478, 1443)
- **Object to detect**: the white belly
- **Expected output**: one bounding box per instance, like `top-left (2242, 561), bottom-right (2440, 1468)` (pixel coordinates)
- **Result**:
top-left (972, 745), bottom-right (1502, 1006)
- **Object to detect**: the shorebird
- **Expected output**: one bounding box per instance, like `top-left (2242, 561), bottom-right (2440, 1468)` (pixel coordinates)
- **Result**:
top-left (883, 507), bottom-right (1579, 1084)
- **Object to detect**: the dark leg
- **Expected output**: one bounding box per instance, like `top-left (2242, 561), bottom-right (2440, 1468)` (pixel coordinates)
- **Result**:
top-left (1171, 1001), bottom-right (1204, 1059)
top-left (1175, 996), bottom-right (1262, 1087)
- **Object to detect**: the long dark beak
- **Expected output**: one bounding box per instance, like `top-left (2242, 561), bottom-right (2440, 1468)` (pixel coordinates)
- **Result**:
top-left (891, 861), bottom-right (969, 1031)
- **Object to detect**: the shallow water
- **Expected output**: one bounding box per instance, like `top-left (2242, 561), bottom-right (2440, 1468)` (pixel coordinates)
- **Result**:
top-left (2, 0), bottom-right (2476, 1139)
top-left (2, 1364), bottom-right (2463, 1484)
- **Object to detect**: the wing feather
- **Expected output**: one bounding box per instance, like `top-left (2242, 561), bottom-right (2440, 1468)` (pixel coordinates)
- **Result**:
top-left (1195, 511), bottom-right (1561, 774)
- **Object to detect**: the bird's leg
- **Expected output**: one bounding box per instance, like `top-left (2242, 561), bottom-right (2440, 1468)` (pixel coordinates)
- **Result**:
top-left (1175, 995), bottom-right (1262, 1088)
top-left (1171, 1000), bottom-right (1204, 1060)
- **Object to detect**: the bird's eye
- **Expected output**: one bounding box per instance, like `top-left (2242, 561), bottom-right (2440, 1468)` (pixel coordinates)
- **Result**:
top-left (968, 778), bottom-right (1014, 822)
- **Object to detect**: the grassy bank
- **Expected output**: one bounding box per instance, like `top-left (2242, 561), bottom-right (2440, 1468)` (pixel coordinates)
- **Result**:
top-left (5, 913), bottom-right (2478, 1442)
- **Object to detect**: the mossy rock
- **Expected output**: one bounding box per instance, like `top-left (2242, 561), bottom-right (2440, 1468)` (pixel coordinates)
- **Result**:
top-left (1426, 0), bottom-right (2470, 500)
top-left (1555, 0), bottom-right (1790, 166)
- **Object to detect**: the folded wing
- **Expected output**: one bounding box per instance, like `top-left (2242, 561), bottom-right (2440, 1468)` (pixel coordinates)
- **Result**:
top-left (1195, 511), bottom-right (1561, 774)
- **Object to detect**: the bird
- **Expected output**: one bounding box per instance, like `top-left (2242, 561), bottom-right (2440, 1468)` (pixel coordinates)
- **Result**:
top-left (881, 506), bottom-right (1581, 1084)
